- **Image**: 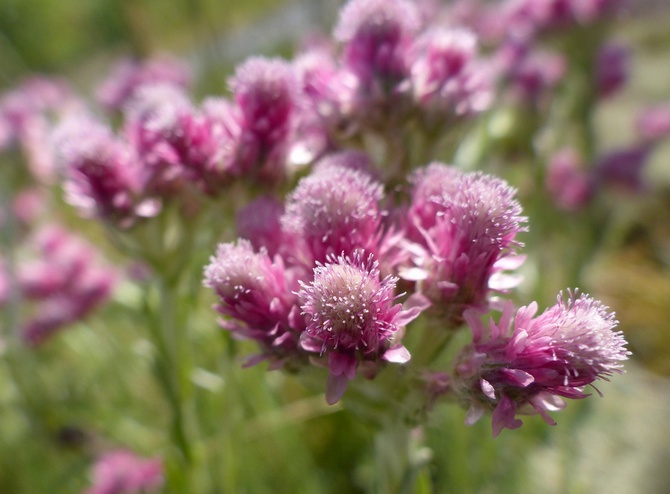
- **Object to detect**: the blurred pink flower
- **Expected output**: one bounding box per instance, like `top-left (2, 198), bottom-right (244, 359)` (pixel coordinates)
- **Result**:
top-left (546, 148), bottom-right (594, 211)
top-left (85, 450), bottom-right (163, 494)
top-left (281, 162), bottom-right (385, 265)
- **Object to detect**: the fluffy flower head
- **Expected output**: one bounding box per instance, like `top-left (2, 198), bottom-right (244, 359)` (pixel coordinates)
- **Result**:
top-left (456, 291), bottom-right (630, 436)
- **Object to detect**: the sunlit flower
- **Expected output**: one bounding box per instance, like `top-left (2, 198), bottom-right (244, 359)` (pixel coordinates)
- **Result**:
top-left (281, 163), bottom-right (385, 265)
top-left (455, 291), bottom-right (630, 436)
top-left (297, 251), bottom-right (422, 404)
top-left (203, 239), bottom-right (303, 367)
top-left (403, 164), bottom-right (527, 323)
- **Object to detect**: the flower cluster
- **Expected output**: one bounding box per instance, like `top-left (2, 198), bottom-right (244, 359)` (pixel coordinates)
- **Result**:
top-left (0, 225), bottom-right (116, 346)
top-left (0, 0), bottom-right (634, 457)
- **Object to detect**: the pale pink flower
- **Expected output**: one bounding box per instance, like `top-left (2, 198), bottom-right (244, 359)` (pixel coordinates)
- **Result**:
top-left (85, 450), bottom-right (163, 494)
top-left (403, 164), bottom-right (527, 323)
top-left (410, 27), bottom-right (493, 119)
top-left (636, 104), bottom-right (670, 144)
top-left (297, 251), bottom-right (423, 404)
top-left (281, 163), bottom-right (385, 265)
top-left (546, 148), bottom-right (594, 211)
top-left (203, 239), bottom-right (304, 367)
top-left (55, 116), bottom-right (155, 228)
top-left (456, 291), bottom-right (629, 437)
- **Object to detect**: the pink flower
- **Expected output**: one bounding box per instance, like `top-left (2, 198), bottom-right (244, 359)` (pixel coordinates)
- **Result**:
top-left (595, 42), bottom-right (629, 99)
top-left (203, 239), bottom-right (304, 367)
top-left (595, 146), bottom-right (650, 193)
top-left (281, 162), bottom-right (385, 265)
top-left (456, 291), bottom-right (629, 437)
top-left (334, 0), bottom-right (420, 124)
top-left (410, 27), bottom-right (493, 118)
top-left (85, 450), bottom-right (163, 494)
top-left (545, 148), bottom-right (594, 211)
top-left (18, 226), bottom-right (116, 346)
top-left (335, 0), bottom-right (420, 85)
top-left (54, 116), bottom-right (155, 228)
top-left (229, 57), bottom-right (299, 182)
top-left (636, 104), bottom-right (670, 144)
top-left (403, 164), bottom-right (527, 323)
top-left (236, 196), bottom-right (286, 257)
top-left (297, 251), bottom-right (422, 404)
top-left (124, 84), bottom-right (223, 194)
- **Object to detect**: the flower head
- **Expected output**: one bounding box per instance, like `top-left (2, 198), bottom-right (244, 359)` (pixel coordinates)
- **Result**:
top-left (546, 148), bottom-right (594, 211)
top-left (203, 240), bottom-right (303, 366)
top-left (595, 42), bottom-right (629, 99)
top-left (54, 116), bottom-right (153, 228)
top-left (297, 251), bottom-right (420, 404)
top-left (229, 57), bottom-right (299, 181)
top-left (404, 164), bottom-right (527, 323)
top-left (455, 291), bottom-right (630, 436)
top-left (335, 0), bottom-right (420, 83)
top-left (281, 163), bottom-right (385, 265)
top-left (410, 27), bottom-right (493, 118)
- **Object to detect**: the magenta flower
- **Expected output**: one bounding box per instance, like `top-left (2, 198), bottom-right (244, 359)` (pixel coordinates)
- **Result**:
top-left (456, 291), bottom-right (630, 437)
top-left (403, 164), bottom-right (527, 323)
top-left (595, 146), bottom-right (650, 193)
top-left (55, 116), bottom-right (155, 228)
top-left (502, 46), bottom-right (566, 108)
top-left (545, 148), bottom-right (594, 211)
top-left (203, 239), bottom-right (304, 367)
top-left (335, 0), bottom-right (420, 86)
top-left (281, 162), bottom-right (386, 265)
top-left (124, 84), bottom-right (223, 194)
top-left (9, 226), bottom-right (117, 346)
top-left (410, 27), bottom-right (493, 119)
top-left (636, 104), bottom-right (670, 144)
top-left (85, 450), bottom-right (163, 494)
top-left (236, 196), bottom-right (286, 257)
top-left (334, 0), bottom-right (420, 124)
top-left (595, 42), bottom-right (629, 99)
top-left (229, 57), bottom-right (299, 181)
top-left (297, 251), bottom-right (422, 404)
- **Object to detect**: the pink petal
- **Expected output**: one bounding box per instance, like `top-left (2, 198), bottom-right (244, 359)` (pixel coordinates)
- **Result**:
top-left (325, 372), bottom-right (350, 405)
top-left (328, 352), bottom-right (357, 379)
top-left (383, 345), bottom-right (411, 364)
top-left (491, 395), bottom-right (522, 438)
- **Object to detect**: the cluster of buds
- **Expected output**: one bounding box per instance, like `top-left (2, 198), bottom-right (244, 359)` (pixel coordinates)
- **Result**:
top-left (0, 225), bottom-right (116, 346)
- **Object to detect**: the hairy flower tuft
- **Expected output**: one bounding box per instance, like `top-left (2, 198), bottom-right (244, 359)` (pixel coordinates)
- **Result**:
top-left (297, 251), bottom-right (421, 404)
top-left (455, 291), bottom-right (630, 436)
